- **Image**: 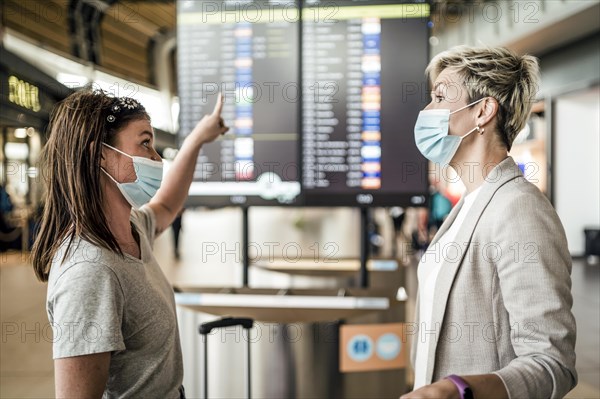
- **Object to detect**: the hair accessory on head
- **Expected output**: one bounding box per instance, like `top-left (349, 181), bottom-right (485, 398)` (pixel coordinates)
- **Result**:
top-left (119, 97), bottom-right (140, 110)
top-left (106, 97), bottom-right (141, 122)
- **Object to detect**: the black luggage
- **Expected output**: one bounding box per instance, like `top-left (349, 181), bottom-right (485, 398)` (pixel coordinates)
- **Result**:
top-left (199, 317), bottom-right (254, 399)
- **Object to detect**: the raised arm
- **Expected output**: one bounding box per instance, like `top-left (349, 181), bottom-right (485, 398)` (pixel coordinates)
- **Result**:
top-left (149, 93), bottom-right (229, 234)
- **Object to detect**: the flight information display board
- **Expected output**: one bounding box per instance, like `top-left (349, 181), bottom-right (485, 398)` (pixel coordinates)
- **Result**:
top-left (302, 1), bottom-right (430, 206)
top-left (177, 0), bottom-right (302, 206)
top-left (177, 0), bottom-right (430, 207)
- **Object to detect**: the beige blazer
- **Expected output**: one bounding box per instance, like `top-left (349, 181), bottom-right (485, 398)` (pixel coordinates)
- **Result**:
top-left (411, 156), bottom-right (577, 399)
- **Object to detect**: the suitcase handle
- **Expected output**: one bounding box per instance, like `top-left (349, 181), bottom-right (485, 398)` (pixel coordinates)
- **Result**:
top-left (199, 317), bottom-right (254, 335)
top-left (199, 317), bottom-right (254, 398)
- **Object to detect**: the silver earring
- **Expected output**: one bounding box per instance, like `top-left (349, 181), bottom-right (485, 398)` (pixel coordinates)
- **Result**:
top-left (478, 125), bottom-right (485, 135)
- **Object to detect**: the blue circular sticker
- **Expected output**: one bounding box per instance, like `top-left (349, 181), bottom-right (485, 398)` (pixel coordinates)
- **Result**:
top-left (347, 334), bottom-right (373, 362)
top-left (376, 333), bottom-right (401, 360)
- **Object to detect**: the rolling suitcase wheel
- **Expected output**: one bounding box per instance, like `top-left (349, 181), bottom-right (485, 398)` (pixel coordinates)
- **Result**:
top-left (199, 317), bottom-right (254, 399)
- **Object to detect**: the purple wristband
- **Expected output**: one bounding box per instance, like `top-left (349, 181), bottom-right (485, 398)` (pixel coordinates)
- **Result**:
top-left (445, 374), bottom-right (473, 399)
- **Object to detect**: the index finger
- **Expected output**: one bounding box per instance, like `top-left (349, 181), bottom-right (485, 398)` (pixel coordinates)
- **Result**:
top-left (212, 92), bottom-right (224, 116)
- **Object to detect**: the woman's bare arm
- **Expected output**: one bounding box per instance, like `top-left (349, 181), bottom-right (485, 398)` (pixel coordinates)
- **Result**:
top-left (55, 352), bottom-right (110, 399)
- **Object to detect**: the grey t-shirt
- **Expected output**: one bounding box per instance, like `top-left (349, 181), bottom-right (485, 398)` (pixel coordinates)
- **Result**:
top-left (46, 206), bottom-right (183, 398)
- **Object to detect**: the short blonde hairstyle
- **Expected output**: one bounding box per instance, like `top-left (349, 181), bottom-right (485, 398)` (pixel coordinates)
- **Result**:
top-left (426, 45), bottom-right (540, 151)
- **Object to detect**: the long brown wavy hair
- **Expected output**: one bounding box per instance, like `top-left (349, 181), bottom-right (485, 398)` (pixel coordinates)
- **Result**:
top-left (32, 89), bottom-right (150, 282)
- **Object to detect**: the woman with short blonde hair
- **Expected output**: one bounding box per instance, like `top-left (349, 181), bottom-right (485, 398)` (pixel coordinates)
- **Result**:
top-left (403, 46), bottom-right (576, 399)
top-left (425, 45), bottom-right (540, 151)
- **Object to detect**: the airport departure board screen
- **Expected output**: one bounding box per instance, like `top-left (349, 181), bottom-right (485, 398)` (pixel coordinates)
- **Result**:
top-left (177, 1), bottom-right (430, 207)
top-left (177, 0), bottom-right (301, 206)
top-left (302, 1), bottom-right (430, 206)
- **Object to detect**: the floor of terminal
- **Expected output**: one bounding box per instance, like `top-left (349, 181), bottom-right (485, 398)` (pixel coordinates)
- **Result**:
top-left (1, 229), bottom-right (599, 398)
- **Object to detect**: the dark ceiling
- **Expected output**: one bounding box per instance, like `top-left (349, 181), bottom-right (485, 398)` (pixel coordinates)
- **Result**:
top-left (1, 0), bottom-right (176, 87)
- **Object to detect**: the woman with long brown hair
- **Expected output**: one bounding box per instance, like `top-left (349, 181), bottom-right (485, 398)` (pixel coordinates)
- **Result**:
top-left (31, 89), bottom-right (228, 398)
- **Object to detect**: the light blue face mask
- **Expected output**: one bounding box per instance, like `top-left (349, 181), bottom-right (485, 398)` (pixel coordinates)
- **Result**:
top-left (101, 143), bottom-right (163, 209)
top-left (414, 98), bottom-right (486, 166)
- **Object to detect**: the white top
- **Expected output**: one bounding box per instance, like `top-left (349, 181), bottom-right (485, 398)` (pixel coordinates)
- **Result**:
top-left (413, 186), bottom-right (482, 389)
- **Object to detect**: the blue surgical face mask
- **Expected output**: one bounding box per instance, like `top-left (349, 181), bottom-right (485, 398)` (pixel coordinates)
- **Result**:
top-left (101, 143), bottom-right (163, 209)
top-left (414, 98), bottom-right (485, 166)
